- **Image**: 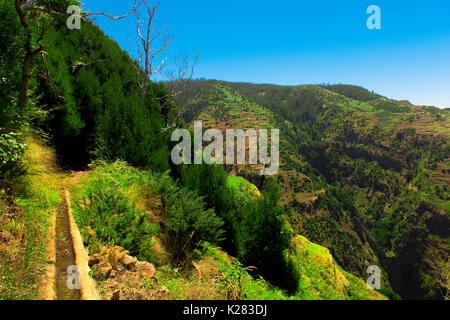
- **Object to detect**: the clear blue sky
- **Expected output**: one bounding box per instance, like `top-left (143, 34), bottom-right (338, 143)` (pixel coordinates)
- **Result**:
top-left (82, 0), bottom-right (450, 108)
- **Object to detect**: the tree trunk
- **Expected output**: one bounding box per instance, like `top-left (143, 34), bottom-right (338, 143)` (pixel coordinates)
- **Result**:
top-left (19, 50), bottom-right (33, 108)
top-left (141, 69), bottom-right (149, 102)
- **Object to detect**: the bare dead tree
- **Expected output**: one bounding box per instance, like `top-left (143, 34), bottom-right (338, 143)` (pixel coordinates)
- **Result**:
top-left (160, 53), bottom-right (200, 133)
top-left (127, 0), bottom-right (201, 133)
top-left (134, 1), bottom-right (173, 102)
top-left (20, 0), bottom-right (145, 22)
top-left (14, 0), bottom-right (144, 108)
top-left (166, 53), bottom-right (200, 97)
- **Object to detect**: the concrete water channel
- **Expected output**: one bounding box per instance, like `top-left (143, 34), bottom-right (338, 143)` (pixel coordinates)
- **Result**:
top-left (54, 189), bottom-right (81, 300)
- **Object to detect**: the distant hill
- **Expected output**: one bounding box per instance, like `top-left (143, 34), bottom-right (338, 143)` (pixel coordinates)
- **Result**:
top-left (175, 79), bottom-right (450, 300)
top-left (320, 84), bottom-right (381, 100)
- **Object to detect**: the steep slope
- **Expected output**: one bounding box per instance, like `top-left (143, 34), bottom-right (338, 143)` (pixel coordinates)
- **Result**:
top-left (176, 80), bottom-right (449, 300)
top-left (34, 17), bottom-right (178, 171)
top-left (286, 235), bottom-right (386, 300)
top-left (67, 161), bottom-right (385, 300)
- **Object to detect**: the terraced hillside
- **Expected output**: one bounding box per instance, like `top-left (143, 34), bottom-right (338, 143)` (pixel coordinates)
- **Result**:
top-left (175, 80), bottom-right (450, 300)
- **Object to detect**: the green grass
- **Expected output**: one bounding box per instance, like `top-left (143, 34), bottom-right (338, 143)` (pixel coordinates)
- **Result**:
top-left (68, 160), bottom-right (167, 262)
top-left (0, 137), bottom-right (64, 300)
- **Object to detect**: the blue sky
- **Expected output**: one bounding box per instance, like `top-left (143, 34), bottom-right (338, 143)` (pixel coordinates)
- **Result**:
top-left (82, 0), bottom-right (450, 108)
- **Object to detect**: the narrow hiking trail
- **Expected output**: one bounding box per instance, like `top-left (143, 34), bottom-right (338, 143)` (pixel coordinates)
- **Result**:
top-left (17, 139), bottom-right (98, 300)
top-left (54, 187), bottom-right (81, 300)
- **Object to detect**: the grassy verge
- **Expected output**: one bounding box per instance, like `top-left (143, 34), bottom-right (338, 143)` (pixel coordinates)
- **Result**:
top-left (0, 137), bottom-right (64, 300)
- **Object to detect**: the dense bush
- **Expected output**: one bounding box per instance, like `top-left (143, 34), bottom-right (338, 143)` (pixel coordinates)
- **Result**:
top-left (0, 0), bottom-right (26, 131)
top-left (0, 1), bottom-right (29, 192)
top-left (0, 132), bottom-right (28, 192)
top-left (163, 186), bottom-right (225, 261)
top-left (179, 163), bottom-right (294, 289)
top-left (72, 161), bottom-right (225, 264)
top-left (75, 187), bottom-right (159, 261)
top-left (234, 180), bottom-right (294, 289)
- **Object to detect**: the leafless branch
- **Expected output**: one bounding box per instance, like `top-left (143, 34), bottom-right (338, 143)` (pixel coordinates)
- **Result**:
top-left (160, 52), bottom-right (201, 133)
top-left (135, 7), bottom-right (201, 134)
top-left (20, 0), bottom-right (145, 23)
top-left (134, 1), bottom-right (174, 101)
top-left (32, 18), bottom-right (56, 55)
top-left (15, 0), bottom-right (30, 29)
top-left (80, 0), bottom-right (144, 22)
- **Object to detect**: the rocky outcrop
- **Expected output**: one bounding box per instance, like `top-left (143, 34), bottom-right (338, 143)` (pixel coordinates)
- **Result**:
top-left (87, 246), bottom-right (164, 300)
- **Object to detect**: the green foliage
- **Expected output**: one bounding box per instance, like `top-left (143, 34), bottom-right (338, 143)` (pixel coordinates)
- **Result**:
top-left (179, 164), bottom-right (294, 290)
top-left (177, 79), bottom-right (449, 299)
top-left (320, 84), bottom-right (380, 102)
top-left (0, 1), bottom-right (29, 192)
top-left (163, 186), bottom-right (225, 261)
top-left (71, 161), bottom-right (225, 264)
top-left (0, 132), bottom-right (28, 192)
top-left (284, 235), bottom-right (387, 300)
top-left (33, 19), bottom-right (178, 170)
top-left (376, 288), bottom-right (402, 300)
top-left (238, 181), bottom-right (295, 290)
top-left (0, 132), bottom-right (27, 166)
top-left (74, 188), bottom-right (159, 261)
top-left (0, 0), bottom-right (26, 131)
top-left (198, 242), bottom-right (287, 300)
top-left (373, 100), bottom-right (407, 113)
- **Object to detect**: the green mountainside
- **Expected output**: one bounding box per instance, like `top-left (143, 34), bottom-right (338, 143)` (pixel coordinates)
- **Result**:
top-left (175, 80), bottom-right (449, 300)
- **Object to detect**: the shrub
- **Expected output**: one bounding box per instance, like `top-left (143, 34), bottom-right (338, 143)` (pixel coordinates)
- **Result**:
top-left (163, 186), bottom-right (225, 262)
top-left (235, 180), bottom-right (294, 289)
top-left (74, 188), bottom-right (159, 261)
top-left (179, 164), bottom-right (294, 290)
top-left (0, 132), bottom-right (28, 192)
top-left (71, 161), bottom-right (225, 264)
